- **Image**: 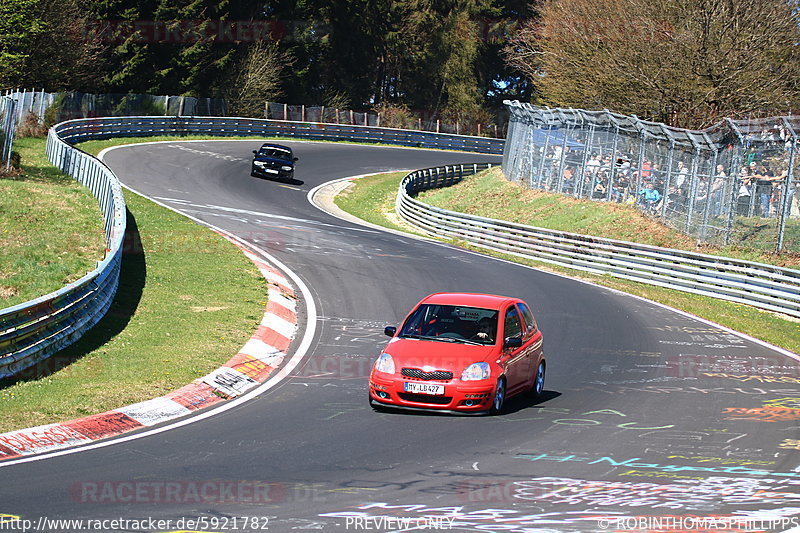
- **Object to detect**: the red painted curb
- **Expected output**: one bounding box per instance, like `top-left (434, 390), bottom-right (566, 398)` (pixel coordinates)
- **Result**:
top-left (0, 236), bottom-right (299, 461)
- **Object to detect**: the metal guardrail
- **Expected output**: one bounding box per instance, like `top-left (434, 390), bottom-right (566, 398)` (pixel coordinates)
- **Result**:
top-left (52, 116), bottom-right (505, 154)
top-left (0, 128), bottom-right (126, 379)
top-left (396, 164), bottom-right (800, 319)
top-left (0, 115), bottom-right (500, 379)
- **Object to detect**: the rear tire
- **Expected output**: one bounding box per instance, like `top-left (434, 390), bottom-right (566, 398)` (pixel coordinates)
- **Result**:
top-left (531, 361), bottom-right (545, 397)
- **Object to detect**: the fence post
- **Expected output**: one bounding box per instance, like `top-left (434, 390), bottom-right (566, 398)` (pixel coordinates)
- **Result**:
top-left (606, 112), bottom-right (620, 202)
top-left (723, 118), bottom-right (745, 246)
top-left (698, 147), bottom-right (718, 244)
top-left (632, 116), bottom-right (647, 200)
top-left (660, 135), bottom-right (675, 218)
top-left (685, 142), bottom-right (701, 235)
top-left (777, 117), bottom-right (797, 252)
top-left (578, 117), bottom-right (594, 199)
top-left (554, 110), bottom-right (570, 193)
top-left (536, 111), bottom-right (553, 190)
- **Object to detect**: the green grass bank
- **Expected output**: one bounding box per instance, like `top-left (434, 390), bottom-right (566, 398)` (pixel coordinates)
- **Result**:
top-left (0, 137), bottom-right (266, 432)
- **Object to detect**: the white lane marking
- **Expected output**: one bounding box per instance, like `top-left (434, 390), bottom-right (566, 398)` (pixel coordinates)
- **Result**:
top-left (309, 175), bottom-right (800, 361)
top-left (152, 196), bottom-right (380, 234)
top-left (0, 158), bottom-right (319, 467)
top-left (472, 461), bottom-right (479, 471)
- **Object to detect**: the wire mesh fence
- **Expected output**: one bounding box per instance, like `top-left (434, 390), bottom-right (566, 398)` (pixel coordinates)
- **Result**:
top-left (502, 101), bottom-right (800, 254)
top-left (0, 97), bottom-right (16, 170)
top-left (3, 89), bottom-right (227, 126)
top-left (265, 102), bottom-right (505, 137)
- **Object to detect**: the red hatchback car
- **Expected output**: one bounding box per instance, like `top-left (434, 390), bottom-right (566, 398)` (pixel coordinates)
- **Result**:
top-left (369, 293), bottom-right (545, 415)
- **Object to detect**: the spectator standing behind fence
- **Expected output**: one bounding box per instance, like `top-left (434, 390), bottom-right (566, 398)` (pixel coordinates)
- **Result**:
top-left (736, 166), bottom-right (753, 216)
top-left (671, 160), bottom-right (690, 212)
top-left (638, 182), bottom-right (661, 213)
top-left (751, 162), bottom-right (781, 217)
top-left (710, 165), bottom-right (726, 217)
top-left (771, 169), bottom-right (789, 218)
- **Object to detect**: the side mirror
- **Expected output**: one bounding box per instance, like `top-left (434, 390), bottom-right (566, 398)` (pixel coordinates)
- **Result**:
top-left (293, 157), bottom-right (299, 162)
top-left (384, 326), bottom-right (397, 337)
top-left (252, 150), bottom-right (258, 155)
top-left (504, 337), bottom-right (522, 349)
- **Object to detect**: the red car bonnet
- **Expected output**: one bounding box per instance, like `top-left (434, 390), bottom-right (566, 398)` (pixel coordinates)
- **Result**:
top-left (382, 336), bottom-right (497, 371)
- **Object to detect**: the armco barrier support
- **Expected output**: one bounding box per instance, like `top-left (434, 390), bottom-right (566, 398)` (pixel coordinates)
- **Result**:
top-left (0, 116), bottom-right (500, 379)
top-left (396, 164), bottom-right (800, 319)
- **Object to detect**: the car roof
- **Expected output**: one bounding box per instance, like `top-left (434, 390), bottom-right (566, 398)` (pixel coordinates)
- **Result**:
top-left (259, 143), bottom-right (292, 152)
top-left (419, 292), bottom-right (518, 310)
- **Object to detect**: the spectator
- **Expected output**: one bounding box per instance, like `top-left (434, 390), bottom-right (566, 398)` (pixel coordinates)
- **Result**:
top-left (753, 163), bottom-right (779, 217)
top-left (709, 164), bottom-right (726, 217)
top-left (586, 153), bottom-right (601, 176)
top-left (736, 166), bottom-right (753, 216)
top-left (639, 182), bottom-right (662, 213)
top-left (561, 165), bottom-right (575, 193)
top-left (675, 160), bottom-right (690, 190)
top-left (771, 170), bottom-right (789, 218)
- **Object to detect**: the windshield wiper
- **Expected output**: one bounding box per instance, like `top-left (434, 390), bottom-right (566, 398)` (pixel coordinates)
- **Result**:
top-left (457, 339), bottom-right (485, 346)
top-left (399, 334), bottom-right (458, 343)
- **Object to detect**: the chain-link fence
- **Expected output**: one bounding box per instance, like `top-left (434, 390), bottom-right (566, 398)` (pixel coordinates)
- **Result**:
top-left (265, 102), bottom-right (505, 137)
top-left (3, 89), bottom-right (227, 126)
top-left (502, 101), bottom-right (800, 254)
top-left (0, 96), bottom-right (16, 170)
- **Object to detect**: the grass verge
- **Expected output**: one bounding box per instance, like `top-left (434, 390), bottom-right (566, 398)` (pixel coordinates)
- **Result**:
top-left (0, 138), bottom-right (266, 433)
top-left (0, 137), bottom-right (106, 308)
top-left (335, 168), bottom-right (800, 355)
top-left (419, 167), bottom-right (800, 267)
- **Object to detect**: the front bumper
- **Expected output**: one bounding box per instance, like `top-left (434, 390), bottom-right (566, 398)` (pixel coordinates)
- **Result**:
top-left (369, 373), bottom-right (495, 413)
top-left (251, 164), bottom-right (293, 179)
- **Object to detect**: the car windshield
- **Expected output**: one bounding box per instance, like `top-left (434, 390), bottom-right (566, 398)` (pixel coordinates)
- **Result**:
top-left (257, 147), bottom-right (292, 161)
top-left (399, 304), bottom-right (499, 345)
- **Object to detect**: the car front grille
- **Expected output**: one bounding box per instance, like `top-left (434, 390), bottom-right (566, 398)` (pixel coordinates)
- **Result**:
top-left (398, 393), bottom-right (453, 405)
top-left (401, 368), bottom-right (454, 381)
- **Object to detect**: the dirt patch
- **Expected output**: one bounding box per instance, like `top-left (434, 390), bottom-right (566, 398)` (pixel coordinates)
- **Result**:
top-left (190, 306), bottom-right (230, 312)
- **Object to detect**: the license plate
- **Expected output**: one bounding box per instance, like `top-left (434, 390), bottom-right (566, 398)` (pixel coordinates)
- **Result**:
top-left (404, 382), bottom-right (444, 395)
top-left (263, 168), bottom-right (278, 174)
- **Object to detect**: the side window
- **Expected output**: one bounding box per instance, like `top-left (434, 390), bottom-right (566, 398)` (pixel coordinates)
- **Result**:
top-left (504, 307), bottom-right (523, 339)
top-left (517, 303), bottom-right (537, 335)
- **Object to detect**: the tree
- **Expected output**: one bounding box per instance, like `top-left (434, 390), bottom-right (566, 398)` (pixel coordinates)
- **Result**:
top-left (226, 41), bottom-right (288, 117)
top-left (506, 0), bottom-right (800, 127)
top-left (0, 0), bottom-right (101, 91)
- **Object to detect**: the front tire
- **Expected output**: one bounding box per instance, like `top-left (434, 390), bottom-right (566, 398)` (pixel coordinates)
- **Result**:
top-left (490, 378), bottom-right (506, 415)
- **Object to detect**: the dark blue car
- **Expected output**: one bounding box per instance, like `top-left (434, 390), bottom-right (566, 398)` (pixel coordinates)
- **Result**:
top-left (251, 143), bottom-right (298, 180)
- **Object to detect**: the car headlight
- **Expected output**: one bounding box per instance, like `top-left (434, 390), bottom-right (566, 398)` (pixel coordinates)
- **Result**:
top-left (281, 165), bottom-right (293, 171)
top-left (374, 353), bottom-right (395, 374)
top-left (461, 362), bottom-right (490, 381)
top-left (253, 161), bottom-right (266, 167)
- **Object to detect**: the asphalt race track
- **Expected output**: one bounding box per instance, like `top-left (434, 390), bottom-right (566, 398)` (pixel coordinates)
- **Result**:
top-left (2, 140), bottom-right (799, 532)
